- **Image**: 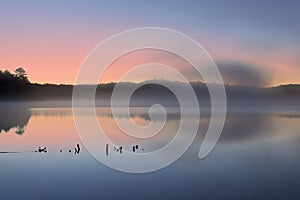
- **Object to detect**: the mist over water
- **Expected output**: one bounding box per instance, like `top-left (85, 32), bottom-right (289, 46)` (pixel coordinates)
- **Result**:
top-left (0, 106), bottom-right (300, 199)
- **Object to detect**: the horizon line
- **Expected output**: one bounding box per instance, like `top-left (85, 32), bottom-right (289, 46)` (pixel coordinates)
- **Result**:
top-left (28, 80), bottom-right (300, 89)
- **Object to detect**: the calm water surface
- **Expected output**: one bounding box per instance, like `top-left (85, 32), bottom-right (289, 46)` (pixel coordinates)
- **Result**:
top-left (0, 107), bottom-right (300, 199)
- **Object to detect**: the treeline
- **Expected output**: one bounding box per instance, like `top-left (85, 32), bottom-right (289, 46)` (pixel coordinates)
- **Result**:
top-left (0, 68), bottom-right (300, 107)
top-left (0, 68), bottom-right (31, 99)
top-left (0, 68), bottom-right (29, 84)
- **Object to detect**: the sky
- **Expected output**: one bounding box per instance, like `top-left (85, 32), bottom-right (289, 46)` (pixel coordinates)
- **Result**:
top-left (0, 0), bottom-right (299, 86)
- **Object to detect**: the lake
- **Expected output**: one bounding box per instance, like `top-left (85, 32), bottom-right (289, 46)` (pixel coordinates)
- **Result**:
top-left (0, 106), bottom-right (300, 199)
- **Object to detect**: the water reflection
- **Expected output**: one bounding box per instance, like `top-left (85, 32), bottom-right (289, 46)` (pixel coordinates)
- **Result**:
top-left (0, 107), bottom-right (31, 135)
top-left (0, 107), bottom-right (300, 199)
top-left (0, 107), bottom-right (299, 144)
top-left (220, 114), bottom-right (269, 142)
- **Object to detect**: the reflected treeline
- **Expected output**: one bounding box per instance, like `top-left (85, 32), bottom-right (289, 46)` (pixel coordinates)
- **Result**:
top-left (278, 114), bottom-right (300, 118)
top-left (0, 106), bottom-right (31, 135)
top-left (1, 107), bottom-right (300, 142)
top-left (30, 108), bottom-right (72, 118)
top-left (219, 114), bottom-right (269, 142)
top-left (97, 111), bottom-right (210, 121)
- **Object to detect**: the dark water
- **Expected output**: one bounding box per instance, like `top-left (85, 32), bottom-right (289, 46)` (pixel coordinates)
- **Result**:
top-left (0, 107), bottom-right (300, 200)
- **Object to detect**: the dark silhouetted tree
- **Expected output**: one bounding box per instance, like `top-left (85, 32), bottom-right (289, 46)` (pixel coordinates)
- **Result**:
top-left (14, 67), bottom-right (29, 83)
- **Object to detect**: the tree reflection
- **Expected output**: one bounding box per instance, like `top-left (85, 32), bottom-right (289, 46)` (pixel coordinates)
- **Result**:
top-left (0, 107), bottom-right (31, 135)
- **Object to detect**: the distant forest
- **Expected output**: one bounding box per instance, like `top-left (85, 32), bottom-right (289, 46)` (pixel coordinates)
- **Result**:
top-left (0, 68), bottom-right (73, 101)
top-left (1, 68), bottom-right (300, 107)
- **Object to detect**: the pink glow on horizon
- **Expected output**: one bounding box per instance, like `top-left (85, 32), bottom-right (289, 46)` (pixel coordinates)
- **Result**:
top-left (0, 31), bottom-right (299, 86)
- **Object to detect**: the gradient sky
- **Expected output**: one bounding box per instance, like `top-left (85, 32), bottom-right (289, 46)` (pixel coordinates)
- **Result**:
top-left (0, 0), bottom-right (299, 86)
